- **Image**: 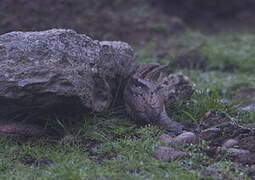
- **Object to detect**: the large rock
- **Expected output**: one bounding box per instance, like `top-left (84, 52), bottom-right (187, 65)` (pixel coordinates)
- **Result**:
top-left (0, 29), bottom-right (136, 123)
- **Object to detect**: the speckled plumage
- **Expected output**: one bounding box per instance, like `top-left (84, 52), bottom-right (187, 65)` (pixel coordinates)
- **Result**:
top-left (124, 63), bottom-right (192, 133)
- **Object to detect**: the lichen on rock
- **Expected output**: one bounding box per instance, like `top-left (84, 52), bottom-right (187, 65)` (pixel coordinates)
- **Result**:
top-left (0, 29), bottom-right (136, 123)
top-left (0, 29), bottom-right (193, 135)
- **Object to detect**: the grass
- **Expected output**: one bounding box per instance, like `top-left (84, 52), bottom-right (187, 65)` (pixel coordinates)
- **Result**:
top-left (137, 30), bottom-right (255, 73)
top-left (173, 30), bottom-right (255, 73)
top-left (0, 122), bottom-right (200, 180)
top-left (1, 30), bottom-right (255, 179)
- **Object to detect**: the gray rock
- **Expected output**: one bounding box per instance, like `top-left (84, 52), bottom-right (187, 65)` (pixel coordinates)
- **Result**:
top-left (153, 146), bottom-right (187, 161)
top-left (221, 148), bottom-right (255, 165)
top-left (0, 29), bottom-right (193, 133)
top-left (222, 139), bottom-right (239, 149)
top-left (159, 132), bottom-right (198, 147)
top-left (0, 29), bottom-right (135, 122)
top-left (172, 132), bottom-right (198, 146)
top-left (238, 135), bottom-right (255, 152)
top-left (226, 148), bottom-right (250, 156)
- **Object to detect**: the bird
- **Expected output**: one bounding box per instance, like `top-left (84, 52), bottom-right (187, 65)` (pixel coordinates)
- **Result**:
top-left (124, 63), bottom-right (184, 134)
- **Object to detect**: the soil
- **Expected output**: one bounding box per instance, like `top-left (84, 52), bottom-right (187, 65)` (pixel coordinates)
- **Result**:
top-left (0, 124), bottom-right (57, 137)
top-left (197, 112), bottom-right (255, 165)
top-left (156, 109), bottom-right (255, 179)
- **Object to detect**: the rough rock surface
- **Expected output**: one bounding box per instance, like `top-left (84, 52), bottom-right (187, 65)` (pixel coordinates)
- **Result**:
top-left (219, 148), bottom-right (255, 164)
top-left (0, 29), bottom-right (193, 135)
top-left (172, 132), bottom-right (198, 146)
top-left (159, 132), bottom-right (198, 146)
top-left (0, 29), bottom-right (136, 123)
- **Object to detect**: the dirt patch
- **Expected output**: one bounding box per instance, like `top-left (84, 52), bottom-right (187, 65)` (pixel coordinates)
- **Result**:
top-left (239, 136), bottom-right (255, 153)
top-left (0, 123), bottom-right (57, 137)
top-left (200, 112), bottom-right (255, 166)
top-left (200, 111), bottom-right (231, 129)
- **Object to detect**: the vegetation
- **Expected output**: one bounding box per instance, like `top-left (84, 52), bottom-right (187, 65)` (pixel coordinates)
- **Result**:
top-left (0, 29), bottom-right (254, 179)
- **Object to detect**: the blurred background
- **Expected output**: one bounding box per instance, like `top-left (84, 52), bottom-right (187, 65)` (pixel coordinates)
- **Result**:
top-left (2, 2), bottom-right (255, 179)
top-left (1, 0), bottom-right (255, 72)
top-left (1, 0), bottom-right (255, 44)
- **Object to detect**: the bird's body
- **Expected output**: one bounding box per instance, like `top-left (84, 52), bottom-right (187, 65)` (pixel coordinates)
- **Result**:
top-left (124, 63), bottom-right (189, 134)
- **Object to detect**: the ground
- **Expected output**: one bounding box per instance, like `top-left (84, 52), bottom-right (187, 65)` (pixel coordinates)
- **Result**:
top-left (1, 29), bottom-right (255, 179)
top-left (1, 1), bottom-right (255, 179)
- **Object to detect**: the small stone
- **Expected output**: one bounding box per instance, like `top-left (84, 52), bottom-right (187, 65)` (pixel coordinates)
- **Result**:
top-left (159, 134), bottom-right (174, 144)
top-left (172, 132), bottom-right (198, 146)
top-left (219, 147), bottom-right (255, 164)
top-left (239, 136), bottom-right (255, 152)
top-left (201, 128), bottom-right (221, 141)
top-left (226, 148), bottom-right (250, 156)
top-left (233, 152), bottom-right (255, 165)
top-left (34, 158), bottom-right (53, 166)
top-left (222, 139), bottom-right (239, 149)
top-left (153, 146), bottom-right (187, 162)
